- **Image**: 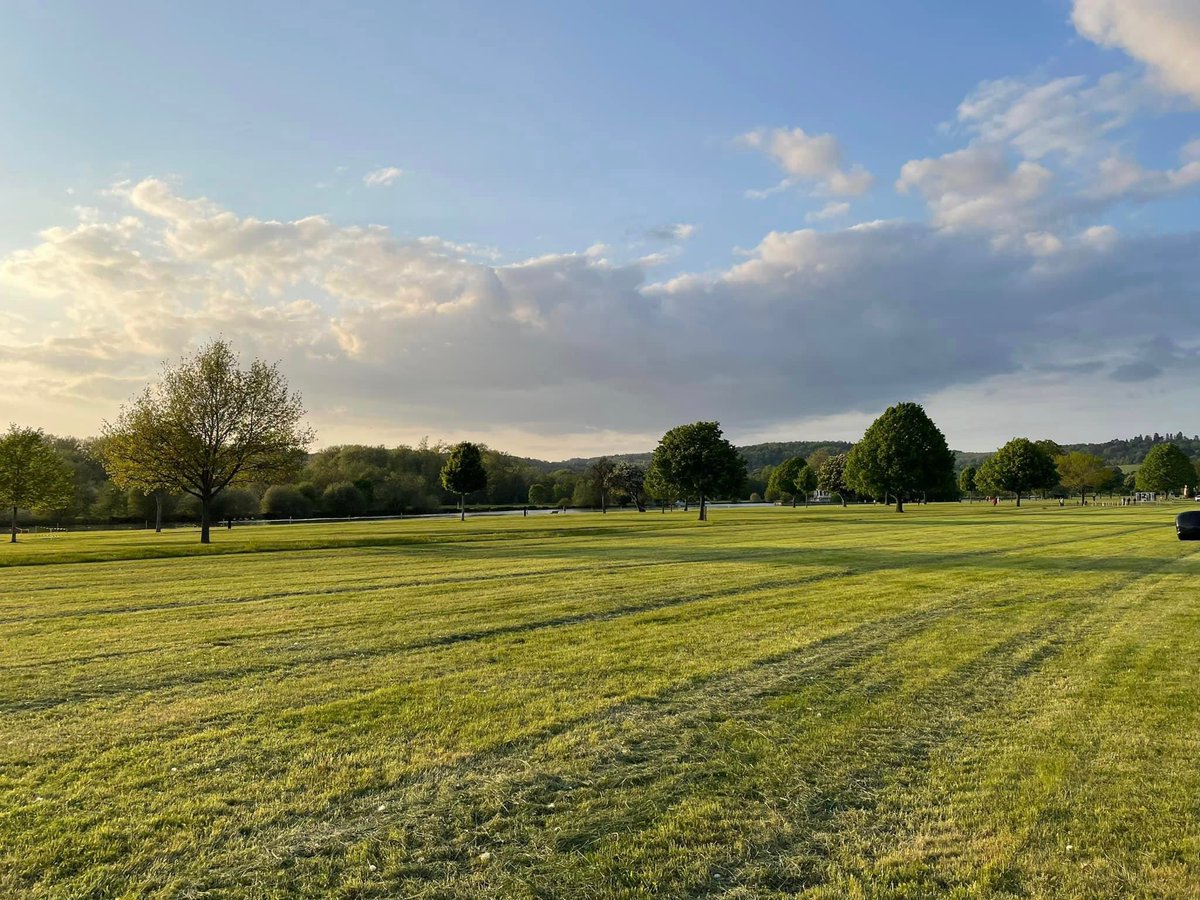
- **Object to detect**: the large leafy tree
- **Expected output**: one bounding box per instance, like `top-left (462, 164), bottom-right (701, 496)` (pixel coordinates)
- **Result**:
top-left (649, 421), bottom-right (746, 521)
top-left (1055, 451), bottom-right (1111, 505)
top-left (817, 453), bottom-right (851, 507)
top-left (844, 402), bottom-right (955, 512)
top-left (101, 340), bottom-right (314, 543)
top-left (0, 426), bottom-right (74, 543)
top-left (1136, 443), bottom-right (1195, 495)
top-left (766, 456), bottom-right (806, 505)
top-left (440, 441), bottom-right (488, 521)
top-left (976, 438), bottom-right (1057, 507)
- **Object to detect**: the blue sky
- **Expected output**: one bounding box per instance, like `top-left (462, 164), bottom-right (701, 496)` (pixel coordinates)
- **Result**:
top-left (2, 1), bottom-right (1199, 456)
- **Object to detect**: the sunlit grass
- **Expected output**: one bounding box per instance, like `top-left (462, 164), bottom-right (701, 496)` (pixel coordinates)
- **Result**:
top-left (2, 503), bottom-right (1197, 897)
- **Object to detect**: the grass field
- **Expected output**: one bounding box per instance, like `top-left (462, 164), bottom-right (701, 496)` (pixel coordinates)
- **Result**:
top-left (2, 503), bottom-right (1198, 898)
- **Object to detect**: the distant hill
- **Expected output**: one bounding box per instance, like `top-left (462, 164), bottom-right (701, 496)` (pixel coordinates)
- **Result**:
top-left (529, 433), bottom-right (1200, 474)
top-left (528, 440), bottom-right (853, 473)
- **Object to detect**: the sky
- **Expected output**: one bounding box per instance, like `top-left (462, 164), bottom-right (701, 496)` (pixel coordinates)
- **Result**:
top-left (1, 0), bottom-right (1199, 457)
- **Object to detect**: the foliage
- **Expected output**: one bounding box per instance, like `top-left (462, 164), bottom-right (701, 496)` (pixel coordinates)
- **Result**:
top-left (261, 485), bottom-right (314, 519)
top-left (1135, 443), bottom-right (1196, 494)
top-left (440, 442), bottom-right (488, 519)
top-left (649, 421), bottom-right (746, 520)
top-left (765, 456), bottom-right (806, 503)
top-left (0, 426), bottom-right (75, 541)
top-left (817, 453), bottom-right (852, 507)
top-left (957, 465), bottom-right (978, 498)
top-left (844, 402), bottom-right (955, 511)
top-left (976, 438), bottom-right (1058, 506)
top-left (1055, 451), bottom-right (1112, 503)
top-left (528, 483), bottom-right (551, 506)
top-left (792, 464), bottom-right (819, 506)
top-left (322, 482), bottom-right (368, 517)
top-left (100, 340), bottom-right (313, 542)
top-left (610, 461), bottom-right (647, 511)
top-left (588, 457), bottom-right (617, 512)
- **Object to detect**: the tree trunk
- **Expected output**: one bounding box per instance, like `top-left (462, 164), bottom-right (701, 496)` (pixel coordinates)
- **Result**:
top-left (1080, 490), bottom-right (1086, 506)
top-left (10, 505), bottom-right (16, 543)
top-left (840, 493), bottom-right (847, 508)
top-left (804, 492), bottom-right (810, 508)
top-left (698, 492), bottom-right (706, 521)
top-left (154, 492), bottom-right (163, 533)
top-left (896, 496), bottom-right (904, 512)
top-left (791, 494), bottom-right (796, 508)
top-left (200, 497), bottom-right (211, 544)
top-left (1015, 493), bottom-right (1022, 508)
top-left (460, 494), bottom-right (465, 522)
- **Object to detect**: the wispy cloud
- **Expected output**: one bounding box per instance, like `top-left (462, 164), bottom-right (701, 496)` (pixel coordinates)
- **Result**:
top-left (363, 166), bottom-right (404, 187)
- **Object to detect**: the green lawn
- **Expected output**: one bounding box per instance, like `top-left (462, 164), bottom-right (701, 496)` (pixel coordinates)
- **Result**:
top-left (2, 504), bottom-right (1198, 898)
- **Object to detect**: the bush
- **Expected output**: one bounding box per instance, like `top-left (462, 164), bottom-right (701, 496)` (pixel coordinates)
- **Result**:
top-left (261, 485), bottom-right (314, 519)
top-left (322, 482), bottom-right (367, 517)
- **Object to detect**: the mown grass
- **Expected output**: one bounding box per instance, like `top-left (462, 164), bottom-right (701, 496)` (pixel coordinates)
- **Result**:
top-left (1, 503), bottom-right (1197, 898)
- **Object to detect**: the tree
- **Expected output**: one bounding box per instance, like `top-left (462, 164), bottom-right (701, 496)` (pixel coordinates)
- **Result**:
top-left (588, 457), bottom-right (616, 513)
top-left (766, 456), bottom-right (806, 505)
top-left (976, 438), bottom-right (1057, 507)
top-left (958, 465), bottom-right (978, 502)
top-left (322, 482), bottom-right (367, 517)
top-left (1033, 440), bottom-right (1064, 494)
top-left (440, 441), bottom-right (488, 521)
top-left (101, 340), bottom-right (313, 543)
top-left (792, 464), bottom-right (818, 507)
top-left (1136, 443), bottom-right (1195, 495)
top-left (843, 403), bottom-right (955, 512)
top-left (261, 485), bottom-right (314, 519)
top-left (610, 461), bottom-right (647, 511)
top-left (528, 483), bottom-right (551, 506)
top-left (1055, 451), bottom-right (1111, 505)
top-left (818, 453), bottom-right (852, 507)
top-left (649, 422), bottom-right (746, 521)
top-left (0, 426), bottom-right (74, 542)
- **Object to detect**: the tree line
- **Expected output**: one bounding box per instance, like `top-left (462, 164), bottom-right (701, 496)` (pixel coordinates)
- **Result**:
top-left (3, 341), bottom-right (1199, 542)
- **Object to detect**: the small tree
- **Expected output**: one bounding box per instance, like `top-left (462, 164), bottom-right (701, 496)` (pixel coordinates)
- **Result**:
top-left (793, 464), bottom-right (818, 507)
top-left (610, 461), bottom-right (647, 512)
top-left (528, 483), bottom-right (551, 506)
top-left (0, 426), bottom-right (74, 543)
top-left (589, 457), bottom-right (616, 513)
top-left (261, 485), bottom-right (314, 519)
top-left (976, 438), bottom-right (1057, 507)
top-left (767, 456), bottom-right (807, 506)
top-left (649, 422), bottom-right (746, 521)
top-left (818, 453), bottom-right (851, 507)
top-left (958, 465), bottom-right (978, 503)
top-left (1136, 443), bottom-right (1195, 495)
top-left (441, 441), bottom-right (488, 521)
top-left (1055, 451), bottom-right (1111, 505)
top-left (101, 340), bottom-right (314, 543)
top-left (844, 402), bottom-right (955, 512)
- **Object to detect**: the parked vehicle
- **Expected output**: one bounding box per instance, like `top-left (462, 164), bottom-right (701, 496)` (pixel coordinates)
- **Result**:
top-left (1176, 510), bottom-right (1200, 541)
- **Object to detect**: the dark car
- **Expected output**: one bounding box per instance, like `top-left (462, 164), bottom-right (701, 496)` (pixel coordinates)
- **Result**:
top-left (1176, 510), bottom-right (1200, 541)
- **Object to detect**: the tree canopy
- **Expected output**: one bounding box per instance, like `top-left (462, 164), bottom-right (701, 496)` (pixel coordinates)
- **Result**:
top-left (766, 456), bottom-right (806, 504)
top-left (792, 464), bottom-right (818, 507)
top-left (817, 453), bottom-right (851, 507)
top-left (648, 421), bottom-right (746, 520)
top-left (1055, 451), bottom-right (1111, 504)
top-left (440, 441), bottom-right (489, 520)
top-left (843, 402), bottom-right (955, 512)
top-left (1136, 443), bottom-right (1195, 495)
top-left (957, 465), bottom-right (978, 499)
top-left (0, 426), bottom-right (75, 542)
top-left (102, 341), bottom-right (312, 542)
top-left (976, 438), bottom-right (1057, 507)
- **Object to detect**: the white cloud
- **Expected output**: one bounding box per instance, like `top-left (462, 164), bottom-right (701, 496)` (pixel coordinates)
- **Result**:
top-left (647, 223), bottom-right (696, 241)
top-left (897, 144), bottom-right (1053, 232)
top-left (741, 127), bottom-right (873, 197)
top-left (1073, 0), bottom-right (1200, 104)
top-left (3, 179), bottom-right (1200, 450)
top-left (806, 201), bottom-right (851, 223)
top-left (363, 166), bottom-right (404, 187)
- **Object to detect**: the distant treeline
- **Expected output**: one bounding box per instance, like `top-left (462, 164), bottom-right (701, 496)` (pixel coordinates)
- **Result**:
top-left (20, 432), bottom-right (1200, 527)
